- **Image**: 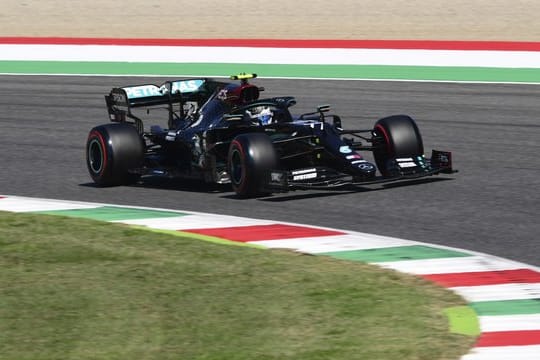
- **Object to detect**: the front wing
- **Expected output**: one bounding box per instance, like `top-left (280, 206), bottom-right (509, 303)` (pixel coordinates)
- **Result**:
top-left (266, 150), bottom-right (456, 191)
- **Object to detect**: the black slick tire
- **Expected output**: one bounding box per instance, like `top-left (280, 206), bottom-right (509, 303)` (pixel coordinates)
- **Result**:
top-left (227, 133), bottom-right (278, 198)
top-left (86, 123), bottom-right (145, 186)
top-left (373, 115), bottom-right (424, 176)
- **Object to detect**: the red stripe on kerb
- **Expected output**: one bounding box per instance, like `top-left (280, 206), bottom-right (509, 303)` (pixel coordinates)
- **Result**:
top-left (476, 330), bottom-right (540, 347)
top-left (422, 269), bottom-right (540, 287)
top-left (2, 37), bottom-right (540, 51)
top-left (182, 224), bottom-right (345, 242)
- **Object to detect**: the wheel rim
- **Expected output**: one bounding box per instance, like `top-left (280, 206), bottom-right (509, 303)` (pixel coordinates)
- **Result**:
top-left (230, 148), bottom-right (244, 185)
top-left (88, 138), bottom-right (104, 174)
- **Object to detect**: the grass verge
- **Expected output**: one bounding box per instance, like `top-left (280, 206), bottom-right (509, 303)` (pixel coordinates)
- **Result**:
top-left (0, 212), bottom-right (475, 360)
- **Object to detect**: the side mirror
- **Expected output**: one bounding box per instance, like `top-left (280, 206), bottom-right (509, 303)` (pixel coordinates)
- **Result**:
top-left (317, 104), bottom-right (331, 113)
top-left (317, 104), bottom-right (331, 122)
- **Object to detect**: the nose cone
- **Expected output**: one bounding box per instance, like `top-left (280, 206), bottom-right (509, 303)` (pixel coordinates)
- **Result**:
top-left (353, 160), bottom-right (376, 179)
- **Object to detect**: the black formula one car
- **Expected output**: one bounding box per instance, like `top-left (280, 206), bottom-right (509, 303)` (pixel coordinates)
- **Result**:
top-left (86, 73), bottom-right (455, 197)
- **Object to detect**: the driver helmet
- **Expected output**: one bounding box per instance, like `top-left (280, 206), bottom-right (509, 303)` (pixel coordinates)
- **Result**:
top-left (258, 106), bottom-right (273, 125)
top-left (246, 106), bottom-right (274, 125)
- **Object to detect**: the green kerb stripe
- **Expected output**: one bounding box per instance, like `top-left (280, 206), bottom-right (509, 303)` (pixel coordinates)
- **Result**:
top-left (34, 206), bottom-right (187, 221)
top-left (470, 299), bottom-right (540, 316)
top-left (3, 61), bottom-right (540, 83)
top-left (320, 245), bottom-right (470, 263)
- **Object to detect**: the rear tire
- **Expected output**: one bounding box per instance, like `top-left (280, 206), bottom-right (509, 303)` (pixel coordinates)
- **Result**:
top-left (373, 115), bottom-right (424, 176)
top-left (86, 123), bottom-right (145, 186)
top-left (227, 133), bottom-right (278, 197)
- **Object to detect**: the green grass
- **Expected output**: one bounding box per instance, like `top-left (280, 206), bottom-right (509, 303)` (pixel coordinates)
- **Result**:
top-left (0, 212), bottom-right (474, 360)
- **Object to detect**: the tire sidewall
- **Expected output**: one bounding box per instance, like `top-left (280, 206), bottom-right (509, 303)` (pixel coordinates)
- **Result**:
top-left (86, 123), bottom-right (144, 186)
top-left (229, 138), bottom-right (250, 195)
top-left (87, 129), bottom-right (110, 182)
top-left (227, 133), bottom-right (277, 197)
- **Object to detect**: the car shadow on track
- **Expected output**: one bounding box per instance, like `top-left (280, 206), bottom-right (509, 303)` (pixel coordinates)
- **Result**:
top-left (79, 177), bottom-right (231, 194)
top-left (80, 177), bottom-right (454, 201)
top-left (232, 177), bottom-right (455, 202)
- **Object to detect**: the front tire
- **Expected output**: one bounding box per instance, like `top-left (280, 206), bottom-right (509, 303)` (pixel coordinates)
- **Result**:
top-left (227, 133), bottom-right (278, 197)
top-left (373, 115), bottom-right (424, 176)
top-left (86, 123), bottom-right (145, 186)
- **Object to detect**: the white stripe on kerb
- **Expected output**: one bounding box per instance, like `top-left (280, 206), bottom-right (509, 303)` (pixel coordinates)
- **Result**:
top-left (2, 44), bottom-right (540, 68)
top-left (478, 314), bottom-right (540, 332)
top-left (0, 197), bottom-right (99, 212)
top-left (116, 214), bottom-right (274, 230)
top-left (376, 256), bottom-right (526, 275)
top-left (461, 345), bottom-right (540, 360)
top-left (250, 233), bottom-right (418, 253)
top-left (451, 283), bottom-right (540, 302)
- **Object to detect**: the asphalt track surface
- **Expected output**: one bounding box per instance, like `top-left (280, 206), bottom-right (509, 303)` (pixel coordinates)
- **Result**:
top-left (1, 75), bottom-right (539, 266)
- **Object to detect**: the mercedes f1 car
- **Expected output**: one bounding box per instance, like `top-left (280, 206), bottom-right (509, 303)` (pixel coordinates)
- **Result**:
top-left (86, 74), bottom-right (455, 197)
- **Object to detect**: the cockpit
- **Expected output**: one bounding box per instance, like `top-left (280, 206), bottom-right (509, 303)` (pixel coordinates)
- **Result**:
top-left (231, 102), bottom-right (294, 125)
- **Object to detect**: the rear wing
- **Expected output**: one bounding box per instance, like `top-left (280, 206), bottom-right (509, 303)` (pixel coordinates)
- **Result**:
top-left (106, 79), bottom-right (208, 109)
top-left (105, 78), bottom-right (224, 131)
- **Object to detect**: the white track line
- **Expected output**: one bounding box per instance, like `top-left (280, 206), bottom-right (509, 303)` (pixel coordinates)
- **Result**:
top-left (3, 44), bottom-right (540, 68)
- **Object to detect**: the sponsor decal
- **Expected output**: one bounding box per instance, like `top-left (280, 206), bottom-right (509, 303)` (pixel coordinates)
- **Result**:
top-left (339, 146), bottom-right (353, 154)
top-left (165, 131), bottom-right (176, 141)
top-left (398, 162), bottom-right (417, 168)
top-left (292, 168), bottom-right (317, 181)
top-left (396, 157), bottom-right (417, 168)
top-left (122, 80), bottom-right (204, 99)
top-left (351, 159), bottom-right (374, 170)
top-left (293, 173), bottom-right (317, 181)
top-left (112, 92), bottom-right (127, 104)
top-left (217, 89), bottom-right (228, 100)
top-left (270, 172), bottom-right (283, 182)
top-left (358, 163), bottom-right (374, 170)
top-left (416, 155), bottom-right (429, 168)
top-left (346, 154), bottom-right (362, 159)
top-left (436, 153), bottom-right (449, 163)
top-left (123, 85), bottom-right (162, 99)
top-left (292, 168), bottom-right (317, 175)
top-left (170, 79), bottom-right (204, 94)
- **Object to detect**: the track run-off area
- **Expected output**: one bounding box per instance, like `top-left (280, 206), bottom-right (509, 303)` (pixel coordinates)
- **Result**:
top-left (3, 38), bottom-right (540, 82)
top-left (1, 37), bottom-right (540, 359)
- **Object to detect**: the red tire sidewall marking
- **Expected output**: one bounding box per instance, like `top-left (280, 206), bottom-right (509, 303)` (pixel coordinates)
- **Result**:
top-left (231, 139), bottom-right (248, 193)
top-left (88, 130), bottom-right (108, 177)
top-left (374, 124), bottom-right (393, 156)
